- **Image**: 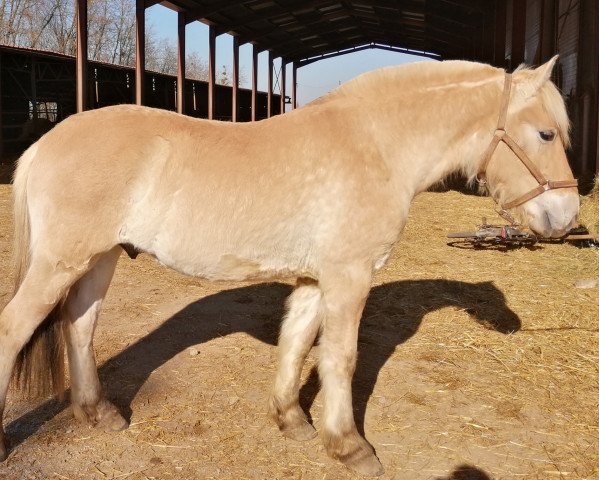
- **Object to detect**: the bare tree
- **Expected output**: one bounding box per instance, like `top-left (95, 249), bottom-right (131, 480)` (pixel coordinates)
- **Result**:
top-left (186, 50), bottom-right (208, 81)
top-left (1, 0), bottom-right (217, 84)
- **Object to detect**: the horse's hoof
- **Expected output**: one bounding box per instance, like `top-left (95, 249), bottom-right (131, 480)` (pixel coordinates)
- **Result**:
top-left (281, 421), bottom-right (317, 441)
top-left (324, 429), bottom-right (385, 477)
top-left (73, 399), bottom-right (129, 432)
top-left (0, 443), bottom-right (7, 462)
top-left (268, 396), bottom-right (315, 441)
top-left (99, 411), bottom-right (129, 432)
top-left (342, 451), bottom-right (384, 477)
top-left (96, 401), bottom-right (129, 432)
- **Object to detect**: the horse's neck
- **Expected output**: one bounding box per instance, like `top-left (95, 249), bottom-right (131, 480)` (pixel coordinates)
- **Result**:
top-left (362, 78), bottom-right (500, 196)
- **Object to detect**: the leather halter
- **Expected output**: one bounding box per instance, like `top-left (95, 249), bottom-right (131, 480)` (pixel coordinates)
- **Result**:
top-left (477, 73), bottom-right (578, 210)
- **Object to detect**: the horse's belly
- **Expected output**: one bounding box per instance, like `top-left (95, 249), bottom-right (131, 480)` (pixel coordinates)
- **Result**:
top-left (154, 249), bottom-right (310, 282)
top-left (121, 219), bottom-right (313, 282)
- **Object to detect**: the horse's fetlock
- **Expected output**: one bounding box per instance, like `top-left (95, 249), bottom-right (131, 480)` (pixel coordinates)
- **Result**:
top-left (268, 395), bottom-right (316, 441)
top-left (72, 401), bottom-right (97, 425)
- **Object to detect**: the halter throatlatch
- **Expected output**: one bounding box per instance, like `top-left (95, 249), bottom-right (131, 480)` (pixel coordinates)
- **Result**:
top-left (477, 73), bottom-right (578, 216)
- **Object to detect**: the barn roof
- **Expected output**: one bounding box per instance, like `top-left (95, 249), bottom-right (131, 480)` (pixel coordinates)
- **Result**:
top-left (159, 0), bottom-right (494, 66)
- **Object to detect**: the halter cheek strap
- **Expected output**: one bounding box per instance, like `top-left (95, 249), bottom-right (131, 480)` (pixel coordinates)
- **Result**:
top-left (477, 73), bottom-right (578, 211)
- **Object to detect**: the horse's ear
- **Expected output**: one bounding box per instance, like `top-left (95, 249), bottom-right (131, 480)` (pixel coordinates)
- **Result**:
top-left (515, 55), bottom-right (558, 99)
top-left (532, 55), bottom-right (558, 90)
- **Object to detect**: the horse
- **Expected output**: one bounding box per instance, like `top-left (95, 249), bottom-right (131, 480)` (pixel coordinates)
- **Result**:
top-left (0, 56), bottom-right (579, 476)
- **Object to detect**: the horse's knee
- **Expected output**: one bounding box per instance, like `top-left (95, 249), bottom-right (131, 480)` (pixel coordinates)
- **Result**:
top-left (323, 428), bottom-right (384, 476)
top-left (72, 398), bottom-right (128, 432)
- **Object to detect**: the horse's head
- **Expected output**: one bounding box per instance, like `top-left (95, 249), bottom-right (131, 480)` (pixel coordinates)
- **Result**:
top-left (479, 56), bottom-right (579, 238)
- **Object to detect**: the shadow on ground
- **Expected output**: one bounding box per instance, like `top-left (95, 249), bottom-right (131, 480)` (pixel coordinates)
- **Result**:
top-left (436, 464), bottom-right (493, 480)
top-left (6, 279), bottom-right (520, 452)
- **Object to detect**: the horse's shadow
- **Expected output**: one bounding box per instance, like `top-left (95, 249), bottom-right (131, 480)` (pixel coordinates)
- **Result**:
top-left (6, 279), bottom-right (521, 449)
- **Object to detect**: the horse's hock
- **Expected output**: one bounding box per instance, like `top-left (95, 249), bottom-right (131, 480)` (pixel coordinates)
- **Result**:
top-left (0, 183), bottom-right (596, 479)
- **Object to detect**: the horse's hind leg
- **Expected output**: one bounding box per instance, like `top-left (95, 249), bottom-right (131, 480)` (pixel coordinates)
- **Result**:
top-left (63, 247), bottom-right (127, 431)
top-left (318, 265), bottom-right (384, 476)
top-left (0, 255), bottom-right (85, 461)
top-left (269, 278), bottom-right (322, 441)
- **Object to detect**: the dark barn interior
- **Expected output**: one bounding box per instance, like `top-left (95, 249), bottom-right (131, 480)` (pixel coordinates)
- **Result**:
top-left (0, 0), bottom-right (597, 185)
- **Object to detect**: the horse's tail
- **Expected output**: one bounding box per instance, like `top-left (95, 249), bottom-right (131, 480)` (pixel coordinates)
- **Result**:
top-left (11, 144), bottom-right (66, 399)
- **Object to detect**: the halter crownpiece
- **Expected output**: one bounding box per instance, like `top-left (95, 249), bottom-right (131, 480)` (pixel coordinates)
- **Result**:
top-left (477, 72), bottom-right (578, 211)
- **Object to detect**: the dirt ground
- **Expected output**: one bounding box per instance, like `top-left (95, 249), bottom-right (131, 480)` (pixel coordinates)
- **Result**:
top-left (0, 184), bottom-right (597, 480)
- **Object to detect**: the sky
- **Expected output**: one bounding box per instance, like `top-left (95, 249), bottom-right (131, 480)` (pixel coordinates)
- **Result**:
top-left (147, 5), bottom-right (436, 108)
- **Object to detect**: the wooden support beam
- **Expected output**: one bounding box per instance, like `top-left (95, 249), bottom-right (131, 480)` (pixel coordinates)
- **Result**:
top-left (539, 0), bottom-right (556, 63)
top-left (177, 11), bottom-right (185, 114)
top-left (280, 60), bottom-right (286, 115)
top-left (76, 0), bottom-right (88, 112)
top-left (576, 0), bottom-right (599, 174)
top-left (135, 0), bottom-right (145, 105)
top-left (493, 0), bottom-right (507, 67)
top-left (251, 44), bottom-right (258, 121)
top-left (184, 0), bottom-right (232, 24)
top-left (31, 57), bottom-right (37, 120)
top-left (0, 52), bottom-right (3, 161)
top-left (510, 0), bottom-right (526, 68)
top-left (292, 63), bottom-right (297, 110)
top-left (267, 51), bottom-right (273, 118)
top-left (208, 25), bottom-right (216, 120)
top-left (232, 36), bottom-right (239, 122)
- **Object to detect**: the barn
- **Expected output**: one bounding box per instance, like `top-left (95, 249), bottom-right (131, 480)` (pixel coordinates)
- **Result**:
top-left (0, 2), bottom-right (598, 479)
top-left (0, 1), bottom-right (598, 183)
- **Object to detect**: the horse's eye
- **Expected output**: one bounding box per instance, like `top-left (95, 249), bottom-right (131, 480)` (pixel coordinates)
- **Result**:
top-left (539, 130), bottom-right (556, 142)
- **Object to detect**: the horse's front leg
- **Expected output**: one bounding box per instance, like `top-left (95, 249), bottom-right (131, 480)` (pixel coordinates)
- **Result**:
top-left (318, 265), bottom-right (384, 476)
top-left (269, 278), bottom-right (322, 441)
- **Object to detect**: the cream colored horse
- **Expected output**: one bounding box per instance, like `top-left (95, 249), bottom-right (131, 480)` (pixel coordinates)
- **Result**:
top-left (0, 57), bottom-right (578, 475)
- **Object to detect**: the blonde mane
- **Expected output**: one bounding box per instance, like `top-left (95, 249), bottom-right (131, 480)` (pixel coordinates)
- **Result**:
top-left (312, 60), bottom-right (571, 147)
top-left (317, 60), bottom-right (499, 101)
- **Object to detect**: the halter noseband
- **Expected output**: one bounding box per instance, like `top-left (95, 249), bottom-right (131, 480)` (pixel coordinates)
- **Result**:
top-left (477, 73), bottom-right (577, 211)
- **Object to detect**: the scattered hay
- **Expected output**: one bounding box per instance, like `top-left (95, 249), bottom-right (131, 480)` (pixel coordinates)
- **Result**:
top-left (579, 176), bottom-right (599, 233)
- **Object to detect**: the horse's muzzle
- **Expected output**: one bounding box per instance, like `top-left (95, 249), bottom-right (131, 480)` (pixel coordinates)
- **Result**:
top-left (524, 191), bottom-right (579, 238)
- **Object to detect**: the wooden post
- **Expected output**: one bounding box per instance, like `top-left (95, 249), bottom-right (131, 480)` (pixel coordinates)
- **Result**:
top-left (251, 44), bottom-right (258, 121)
top-left (539, 0), bottom-right (556, 63)
top-left (76, 0), bottom-right (88, 112)
top-left (511, 0), bottom-right (526, 68)
top-left (208, 25), bottom-right (216, 120)
top-left (232, 36), bottom-right (239, 122)
top-left (177, 12), bottom-right (186, 114)
top-left (267, 51), bottom-right (273, 118)
top-left (292, 63), bottom-right (297, 109)
top-left (31, 57), bottom-right (37, 120)
top-left (0, 52), bottom-right (3, 161)
top-left (493, 0), bottom-right (507, 67)
top-left (280, 60), bottom-right (286, 115)
top-left (135, 0), bottom-right (145, 105)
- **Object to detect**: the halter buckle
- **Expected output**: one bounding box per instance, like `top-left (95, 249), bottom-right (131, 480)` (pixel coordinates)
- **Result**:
top-left (542, 182), bottom-right (551, 191)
